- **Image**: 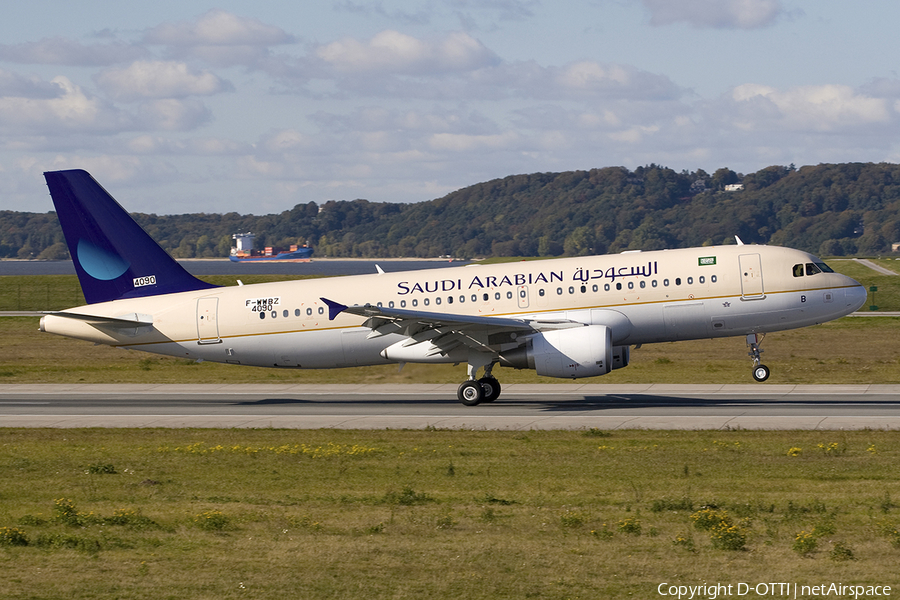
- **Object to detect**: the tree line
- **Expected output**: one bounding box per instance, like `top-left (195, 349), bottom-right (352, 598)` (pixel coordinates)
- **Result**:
top-left (3, 162), bottom-right (900, 260)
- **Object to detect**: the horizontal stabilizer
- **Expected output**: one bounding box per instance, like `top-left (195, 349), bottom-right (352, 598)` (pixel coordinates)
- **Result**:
top-left (42, 311), bottom-right (154, 327)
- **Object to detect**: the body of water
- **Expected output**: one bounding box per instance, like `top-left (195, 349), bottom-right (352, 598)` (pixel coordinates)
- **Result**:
top-left (0, 259), bottom-right (470, 277)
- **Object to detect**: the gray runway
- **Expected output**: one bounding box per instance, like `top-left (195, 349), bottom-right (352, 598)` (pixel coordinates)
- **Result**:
top-left (1, 383), bottom-right (899, 430)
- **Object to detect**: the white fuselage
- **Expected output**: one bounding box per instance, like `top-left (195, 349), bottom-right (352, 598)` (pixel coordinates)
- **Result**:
top-left (40, 244), bottom-right (867, 371)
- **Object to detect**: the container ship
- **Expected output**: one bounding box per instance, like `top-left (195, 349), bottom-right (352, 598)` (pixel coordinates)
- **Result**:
top-left (229, 232), bottom-right (312, 262)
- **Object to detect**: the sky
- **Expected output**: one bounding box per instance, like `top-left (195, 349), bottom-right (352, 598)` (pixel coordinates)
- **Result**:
top-left (1, 0), bottom-right (900, 214)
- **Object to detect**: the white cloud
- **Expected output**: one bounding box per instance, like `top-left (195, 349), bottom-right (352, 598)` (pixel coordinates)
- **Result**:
top-left (642, 0), bottom-right (787, 29)
top-left (728, 83), bottom-right (893, 131)
top-left (94, 61), bottom-right (233, 102)
top-left (315, 30), bottom-right (498, 75)
top-left (0, 68), bottom-right (63, 98)
top-left (133, 99), bottom-right (212, 132)
top-left (144, 9), bottom-right (295, 68)
top-left (0, 36), bottom-right (147, 66)
top-left (0, 76), bottom-right (127, 134)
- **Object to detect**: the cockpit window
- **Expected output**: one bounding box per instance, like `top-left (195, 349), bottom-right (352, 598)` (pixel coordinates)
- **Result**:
top-left (792, 264), bottom-right (804, 277)
top-left (805, 263), bottom-right (821, 275)
top-left (816, 262), bottom-right (834, 273)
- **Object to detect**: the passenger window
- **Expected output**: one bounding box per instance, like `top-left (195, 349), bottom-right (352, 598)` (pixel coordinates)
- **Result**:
top-left (507, 291), bottom-right (513, 299)
top-left (412, 299), bottom-right (418, 307)
top-left (424, 299), bottom-right (430, 306)
top-left (259, 312), bottom-right (265, 319)
top-left (294, 309), bottom-right (300, 317)
top-left (627, 282), bottom-right (633, 290)
top-left (389, 301), bottom-right (395, 308)
top-left (307, 308), bottom-right (313, 316)
top-left (471, 295), bottom-right (477, 302)
top-left (639, 281), bottom-right (646, 289)
top-left (494, 292), bottom-right (501, 300)
top-left (580, 285), bottom-right (587, 293)
top-left (271, 311), bottom-right (277, 318)
top-left (699, 276), bottom-right (705, 284)
top-left (663, 279), bottom-right (669, 286)
top-left (616, 283), bottom-right (622, 291)
top-left (806, 263), bottom-right (822, 275)
top-left (401, 300), bottom-right (406, 308)
top-left (687, 277), bottom-right (693, 285)
top-left (568, 286), bottom-right (574, 294)
top-left (539, 289), bottom-right (545, 297)
top-left (557, 288), bottom-right (563, 295)
top-left (483, 293), bottom-right (489, 301)
top-left (711, 275), bottom-right (717, 283)
top-left (604, 284), bottom-right (610, 291)
top-left (459, 295), bottom-right (465, 303)
top-left (592, 284), bottom-right (598, 292)
top-left (318, 307), bottom-right (324, 315)
top-left (675, 278), bottom-right (682, 286)
top-left (652, 280), bottom-right (658, 288)
top-left (793, 264), bottom-right (804, 277)
top-left (435, 297), bottom-right (441, 305)
top-left (447, 296), bottom-right (453, 304)
top-left (283, 310), bottom-right (288, 318)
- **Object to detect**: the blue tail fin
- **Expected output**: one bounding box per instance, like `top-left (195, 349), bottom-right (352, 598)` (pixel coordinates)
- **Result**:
top-left (45, 169), bottom-right (218, 304)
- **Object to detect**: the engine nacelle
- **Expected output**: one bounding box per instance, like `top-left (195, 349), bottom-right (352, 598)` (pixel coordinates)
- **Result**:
top-left (500, 325), bottom-right (613, 379)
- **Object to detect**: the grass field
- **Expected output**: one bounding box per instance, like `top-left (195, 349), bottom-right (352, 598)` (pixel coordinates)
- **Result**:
top-left (1, 429), bottom-right (899, 599)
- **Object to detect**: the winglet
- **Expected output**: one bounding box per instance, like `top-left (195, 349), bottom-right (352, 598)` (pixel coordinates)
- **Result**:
top-left (320, 297), bottom-right (347, 321)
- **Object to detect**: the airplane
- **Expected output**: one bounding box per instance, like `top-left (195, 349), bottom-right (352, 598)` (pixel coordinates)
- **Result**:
top-left (39, 169), bottom-right (868, 405)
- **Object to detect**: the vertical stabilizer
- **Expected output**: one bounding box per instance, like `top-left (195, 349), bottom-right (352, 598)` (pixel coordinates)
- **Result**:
top-left (44, 169), bottom-right (218, 304)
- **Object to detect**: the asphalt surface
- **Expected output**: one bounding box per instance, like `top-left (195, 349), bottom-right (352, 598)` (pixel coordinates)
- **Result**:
top-left (1, 383), bottom-right (899, 430)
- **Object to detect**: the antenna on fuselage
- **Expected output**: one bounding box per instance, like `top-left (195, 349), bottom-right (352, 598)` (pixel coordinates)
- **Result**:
top-left (735, 236), bottom-right (745, 246)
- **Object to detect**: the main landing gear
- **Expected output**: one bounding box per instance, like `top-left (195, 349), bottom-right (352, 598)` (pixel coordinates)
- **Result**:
top-left (457, 358), bottom-right (502, 406)
top-left (747, 333), bottom-right (770, 382)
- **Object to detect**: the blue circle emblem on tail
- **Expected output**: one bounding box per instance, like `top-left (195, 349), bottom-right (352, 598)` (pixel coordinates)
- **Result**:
top-left (76, 239), bottom-right (130, 281)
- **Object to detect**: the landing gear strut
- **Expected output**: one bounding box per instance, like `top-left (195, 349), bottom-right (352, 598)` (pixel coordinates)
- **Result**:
top-left (747, 333), bottom-right (770, 382)
top-left (457, 356), bottom-right (501, 406)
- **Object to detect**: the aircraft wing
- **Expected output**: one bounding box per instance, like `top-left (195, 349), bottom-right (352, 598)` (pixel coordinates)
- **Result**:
top-left (321, 297), bottom-right (581, 356)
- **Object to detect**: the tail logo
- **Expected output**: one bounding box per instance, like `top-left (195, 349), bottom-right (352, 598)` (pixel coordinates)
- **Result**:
top-left (76, 239), bottom-right (130, 281)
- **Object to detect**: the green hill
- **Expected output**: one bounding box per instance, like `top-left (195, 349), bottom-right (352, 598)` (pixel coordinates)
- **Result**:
top-left (3, 162), bottom-right (900, 259)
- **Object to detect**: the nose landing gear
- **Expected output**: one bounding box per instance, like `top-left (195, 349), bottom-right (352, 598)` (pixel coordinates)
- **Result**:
top-left (747, 333), bottom-right (769, 382)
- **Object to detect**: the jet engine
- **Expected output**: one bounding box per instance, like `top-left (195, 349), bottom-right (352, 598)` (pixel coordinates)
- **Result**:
top-left (500, 324), bottom-right (628, 379)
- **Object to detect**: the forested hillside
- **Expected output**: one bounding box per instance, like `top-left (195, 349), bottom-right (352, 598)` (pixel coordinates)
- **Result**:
top-left (3, 162), bottom-right (900, 260)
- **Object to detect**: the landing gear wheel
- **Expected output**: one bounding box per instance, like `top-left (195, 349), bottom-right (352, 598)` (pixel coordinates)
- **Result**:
top-left (752, 364), bottom-right (770, 382)
top-left (478, 377), bottom-right (501, 403)
top-left (458, 380), bottom-right (484, 406)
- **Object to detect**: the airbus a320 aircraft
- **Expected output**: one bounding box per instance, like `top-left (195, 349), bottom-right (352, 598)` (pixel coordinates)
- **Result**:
top-left (39, 170), bottom-right (867, 405)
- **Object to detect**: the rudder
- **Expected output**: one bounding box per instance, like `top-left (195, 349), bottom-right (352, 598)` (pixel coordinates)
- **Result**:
top-left (45, 169), bottom-right (217, 304)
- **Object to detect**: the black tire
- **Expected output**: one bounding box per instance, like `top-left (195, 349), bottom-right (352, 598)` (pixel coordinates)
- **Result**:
top-left (752, 364), bottom-right (770, 382)
top-left (478, 377), bottom-right (501, 402)
top-left (458, 380), bottom-right (483, 406)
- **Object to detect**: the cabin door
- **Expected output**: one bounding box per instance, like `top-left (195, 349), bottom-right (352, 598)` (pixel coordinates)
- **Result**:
top-left (738, 254), bottom-right (765, 300)
top-left (197, 297), bottom-right (221, 344)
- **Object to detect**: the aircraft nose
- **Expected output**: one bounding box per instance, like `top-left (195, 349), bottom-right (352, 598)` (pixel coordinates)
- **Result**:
top-left (846, 283), bottom-right (867, 313)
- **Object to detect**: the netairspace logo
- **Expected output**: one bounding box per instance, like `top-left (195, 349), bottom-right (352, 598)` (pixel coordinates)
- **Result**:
top-left (657, 582), bottom-right (892, 599)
